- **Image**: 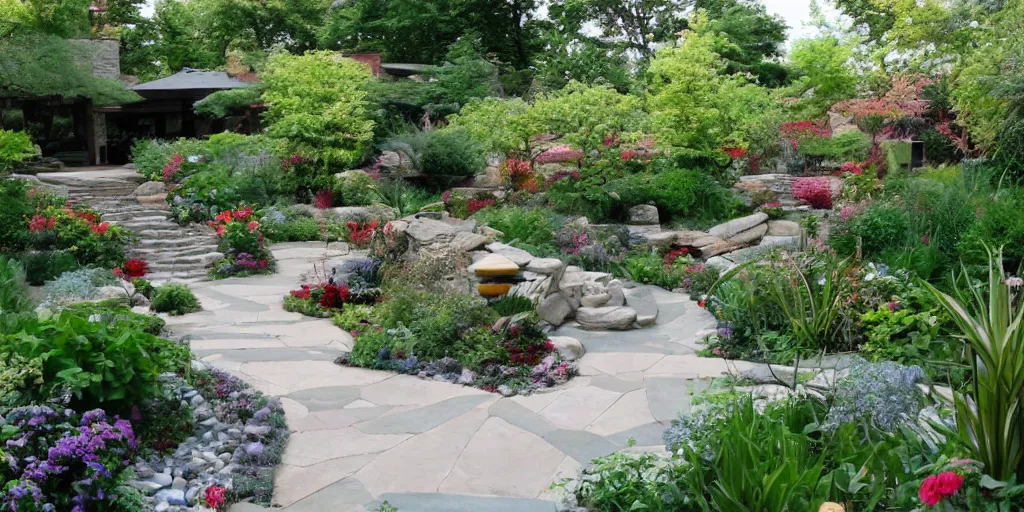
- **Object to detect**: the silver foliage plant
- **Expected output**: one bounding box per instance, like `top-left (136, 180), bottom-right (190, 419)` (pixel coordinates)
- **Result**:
top-left (822, 356), bottom-right (926, 433)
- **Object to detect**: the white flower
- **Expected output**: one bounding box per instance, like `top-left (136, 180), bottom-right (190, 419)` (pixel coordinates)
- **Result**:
top-left (1006, 277), bottom-right (1023, 288)
top-left (187, 155), bottom-right (201, 163)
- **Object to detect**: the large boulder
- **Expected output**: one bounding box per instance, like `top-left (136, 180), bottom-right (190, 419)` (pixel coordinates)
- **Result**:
top-left (452, 231), bottom-right (490, 252)
top-left (707, 213), bottom-right (768, 239)
top-left (645, 231), bottom-right (679, 248)
top-left (486, 242), bottom-right (534, 267)
top-left (759, 235), bottom-right (799, 249)
top-left (624, 287), bottom-right (658, 327)
top-left (699, 241), bottom-right (742, 258)
top-left (538, 292), bottom-right (572, 326)
top-left (469, 253), bottom-right (520, 277)
top-left (576, 306), bottom-right (637, 330)
top-left (133, 181), bottom-right (166, 196)
top-left (405, 217), bottom-right (458, 247)
top-left (329, 206), bottom-right (397, 224)
top-left (726, 223), bottom-right (768, 246)
top-left (606, 279), bottom-right (625, 307)
top-left (627, 205), bottom-right (659, 225)
top-left (549, 336), bottom-right (585, 361)
top-left (766, 220), bottom-right (801, 237)
top-left (525, 258), bottom-right (564, 275)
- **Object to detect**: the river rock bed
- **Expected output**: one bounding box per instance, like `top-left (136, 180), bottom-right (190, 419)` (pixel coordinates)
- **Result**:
top-left (128, 365), bottom-right (288, 511)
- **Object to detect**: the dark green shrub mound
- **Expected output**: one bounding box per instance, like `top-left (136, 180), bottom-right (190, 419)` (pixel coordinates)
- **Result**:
top-left (151, 283), bottom-right (202, 315)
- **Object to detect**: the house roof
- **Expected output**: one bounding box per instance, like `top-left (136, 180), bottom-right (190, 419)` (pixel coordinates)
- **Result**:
top-left (132, 69), bottom-right (253, 91)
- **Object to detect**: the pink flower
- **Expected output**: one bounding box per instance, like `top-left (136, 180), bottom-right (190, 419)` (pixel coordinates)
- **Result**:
top-left (919, 475), bottom-right (942, 506)
top-left (934, 472), bottom-right (964, 496)
top-left (921, 234), bottom-right (930, 245)
top-left (791, 177), bottom-right (833, 209)
top-left (247, 220), bottom-right (260, 232)
top-left (205, 485), bottom-right (226, 509)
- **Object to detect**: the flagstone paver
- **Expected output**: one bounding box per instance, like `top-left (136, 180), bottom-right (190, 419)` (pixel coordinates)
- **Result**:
top-left (161, 242), bottom-right (737, 511)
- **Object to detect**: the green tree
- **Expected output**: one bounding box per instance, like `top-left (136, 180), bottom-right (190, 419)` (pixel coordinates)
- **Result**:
top-left (423, 38), bottom-right (499, 111)
top-left (647, 16), bottom-right (777, 160)
top-left (783, 35), bottom-right (860, 118)
top-left (549, 0), bottom-right (688, 60)
top-left (695, 0), bottom-right (788, 86)
top-left (534, 32), bottom-right (633, 93)
top-left (0, 0), bottom-right (91, 37)
top-left (524, 81), bottom-right (646, 154)
top-left (261, 50), bottom-right (375, 169)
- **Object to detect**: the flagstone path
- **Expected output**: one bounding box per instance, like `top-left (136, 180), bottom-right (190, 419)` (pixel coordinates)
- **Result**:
top-left (165, 242), bottom-right (753, 512)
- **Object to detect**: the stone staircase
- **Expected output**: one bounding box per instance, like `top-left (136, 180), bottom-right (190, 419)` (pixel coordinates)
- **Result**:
top-left (38, 168), bottom-right (222, 283)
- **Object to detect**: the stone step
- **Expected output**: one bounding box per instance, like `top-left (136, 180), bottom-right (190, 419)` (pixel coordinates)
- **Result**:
top-left (113, 220), bottom-right (181, 231)
top-left (136, 238), bottom-right (219, 249)
top-left (146, 270), bottom-right (210, 284)
top-left (132, 245), bottom-right (219, 258)
top-left (145, 252), bottom-right (223, 266)
top-left (103, 210), bottom-right (170, 219)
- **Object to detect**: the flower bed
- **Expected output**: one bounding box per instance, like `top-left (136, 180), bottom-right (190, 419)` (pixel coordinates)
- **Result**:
top-left (208, 208), bottom-right (275, 279)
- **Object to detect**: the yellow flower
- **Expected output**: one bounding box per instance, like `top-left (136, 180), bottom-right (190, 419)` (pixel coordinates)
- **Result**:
top-left (70, 245), bottom-right (78, 251)
top-left (818, 503), bottom-right (844, 512)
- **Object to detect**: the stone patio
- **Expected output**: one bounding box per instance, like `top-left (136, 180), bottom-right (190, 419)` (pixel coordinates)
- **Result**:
top-left (164, 242), bottom-right (752, 511)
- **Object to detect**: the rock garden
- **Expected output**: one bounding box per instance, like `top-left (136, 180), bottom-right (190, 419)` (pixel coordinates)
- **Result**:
top-left (4, 1), bottom-right (1024, 511)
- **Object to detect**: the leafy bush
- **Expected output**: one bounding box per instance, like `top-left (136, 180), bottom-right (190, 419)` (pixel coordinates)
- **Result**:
top-left (0, 177), bottom-right (34, 252)
top-left (0, 256), bottom-right (29, 314)
top-left (374, 179), bottom-right (439, 217)
top-left (334, 170), bottom-right (379, 206)
top-left (791, 177), bottom-right (833, 209)
top-left (0, 129), bottom-right (39, 174)
top-left (262, 51), bottom-right (375, 169)
top-left (417, 128), bottom-right (486, 183)
top-left (1, 310), bottom-right (190, 410)
top-left (447, 96), bottom-right (530, 154)
top-left (193, 87), bottom-right (263, 118)
top-left (474, 206), bottom-right (558, 252)
top-left (615, 250), bottom-right (691, 290)
top-left (43, 266), bottom-right (119, 305)
top-left (29, 204), bottom-right (129, 268)
top-left (0, 406), bottom-right (138, 511)
top-left (822, 357), bottom-right (925, 433)
top-left (209, 208), bottom-right (275, 278)
top-left (795, 131), bottom-right (872, 166)
top-left (17, 250), bottom-right (79, 285)
top-left (831, 203), bottom-right (912, 259)
top-left (957, 189), bottom-right (1024, 267)
top-left (151, 283), bottom-right (201, 315)
top-left (61, 299), bottom-right (166, 336)
top-left (489, 295), bottom-right (535, 317)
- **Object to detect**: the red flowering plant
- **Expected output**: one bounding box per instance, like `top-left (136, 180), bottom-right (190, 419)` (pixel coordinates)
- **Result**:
top-left (28, 204), bottom-right (128, 269)
top-left (791, 177), bottom-right (834, 209)
top-left (208, 207), bottom-right (274, 279)
top-left (205, 485), bottom-right (226, 509)
top-left (502, 158), bottom-right (536, 192)
top-left (912, 458), bottom-right (1024, 510)
top-left (346, 221), bottom-right (378, 248)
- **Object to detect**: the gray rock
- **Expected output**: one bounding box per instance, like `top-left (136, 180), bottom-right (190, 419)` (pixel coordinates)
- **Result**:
top-left (485, 242), bottom-right (534, 267)
top-left (154, 502), bottom-right (170, 512)
top-left (624, 287), bottom-right (658, 327)
top-left (243, 424), bottom-right (271, 436)
top-left (185, 486), bottom-right (201, 505)
top-left (171, 477), bottom-right (187, 491)
top-left (645, 231), bottom-right (678, 248)
top-left (497, 385), bottom-right (515, 397)
top-left (149, 472), bottom-right (173, 487)
top-left (405, 217), bottom-right (457, 246)
top-left (606, 279), bottom-right (625, 307)
top-left (576, 306), bottom-right (637, 330)
top-left (452, 231), bottom-right (490, 252)
top-left (537, 292), bottom-right (572, 326)
top-left (549, 336), bottom-right (585, 361)
top-left (329, 205), bottom-right (396, 224)
top-left (580, 293), bottom-right (610, 308)
top-left (708, 212), bottom-right (769, 239)
top-left (759, 235), bottom-right (799, 248)
top-left (726, 223), bottom-right (768, 246)
top-left (134, 464), bottom-right (155, 479)
top-left (133, 181), bottom-right (167, 197)
top-left (190, 394), bottom-right (205, 407)
top-left (766, 220), bottom-right (801, 236)
top-left (154, 489), bottom-right (186, 506)
top-left (704, 256), bottom-right (734, 271)
top-left (95, 286), bottom-right (131, 300)
top-left (129, 480), bottom-right (164, 494)
top-left (525, 258), bottom-right (564, 275)
top-left (627, 204), bottom-right (659, 225)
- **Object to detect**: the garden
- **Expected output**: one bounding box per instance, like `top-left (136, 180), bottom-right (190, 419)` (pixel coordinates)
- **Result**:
top-left (3, 0), bottom-right (1024, 510)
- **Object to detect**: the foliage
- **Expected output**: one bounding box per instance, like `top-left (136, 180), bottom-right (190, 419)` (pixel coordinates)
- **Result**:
top-left (791, 177), bottom-right (833, 209)
top-left (784, 35), bottom-right (859, 118)
top-left (1, 310), bottom-right (190, 410)
top-left (647, 16), bottom-right (778, 162)
top-left (422, 38), bottom-right (499, 111)
top-left (373, 179), bottom-right (439, 217)
top-left (62, 299), bottom-right (166, 336)
top-left (0, 406), bottom-right (138, 512)
top-left (822, 357), bottom-right (926, 433)
top-left (0, 256), bottom-right (29, 314)
top-left (447, 97), bottom-right (531, 154)
top-left (526, 81), bottom-right (645, 154)
top-left (474, 206), bottom-right (558, 252)
top-left (0, 33), bottom-right (141, 105)
top-left (208, 208), bottom-right (275, 278)
top-left (0, 129), bottom-right (39, 175)
top-left (0, 178), bottom-right (36, 253)
top-left (615, 249), bottom-right (695, 290)
top-left (795, 131), bottom-right (872, 169)
top-left (382, 128), bottom-right (486, 185)
top-left (922, 248), bottom-right (1024, 481)
top-left (334, 171), bottom-right (379, 206)
top-left (549, 0), bottom-right (686, 61)
top-left (262, 51), bottom-right (375, 170)
top-left (831, 203), bottom-right (912, 259)
top-left (957, 189), bottom-right (1024, 267)
top-left (488, 294), bottom-right (535, 317)
top-left (42, 267), bottom-right (118, 305)
top-left (150, 283), bottom-right (202, 315)
top-left (194, 86), bottom-right (263, 118)
top-left (534, 33), bottom-right (633, 93)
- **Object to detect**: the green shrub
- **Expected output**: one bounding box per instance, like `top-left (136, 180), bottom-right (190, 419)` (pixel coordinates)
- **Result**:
top-left (797, 131), bottom-right (872, 165)
top-left (489, 295), bottom-right (535, 317)
top-left (0, 129), bottom-right (39, 174)
top-left (420, 128), bottom-right (485, 182)
top-left (332, 304), bottom-right (376, 331)
top-left (334, 171), bottom-right (379, 206)
top-left (62, 299), bottom-right (166, 336)
top-left (132, 277), bottom-right (155, 299)
top-left (374, 179), bottom-right (439, 217)
top-left (17, 250), bottom-right (80, 285)
top-left (0, 177), bottom-right (33, 252)
top-left (957, 189), bottom-right (1024, 267)
top-left (474, 206), bottom-right (558, 251)
top-left (43, 266), bottom-right (119, 304)
top-left (263, 218), bottom-right (346, 243)
top-left (830, 203), bottom-right (912, 259)
top-left (615, 251), bottom-right (688, 289)
top-left (1, 310), bottom-right (190, 411)
top-left (0, 256), bottom-right (30, 314)
top-left (151, 284), bottom-right (201, 315)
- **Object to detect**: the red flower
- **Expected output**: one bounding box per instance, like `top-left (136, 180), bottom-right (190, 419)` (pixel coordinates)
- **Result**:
top-left (467, 199), bottom-right (495, 214)
top-left (934, 472), bottom-right (964, 496)
top-left (318, 284), bottom-right (350, 309)
top-left (233, 207), bottom-right (253, 220)
top-left (216, 225), bottom-right (227, 236)
top-left (722, 146), bottom-right (748, 159)
top-left (503, 159), bottom-right (532, 178)
top-left (215, 210), bottom-right (233, 223)
top-left (919, 475), bottom-right (942, 506)
top-left (112, 267), bottom-right (124, 279)
top-left (921, 234), bottom-right (930, 245)
top-left (28, 215), bottom-right (49, 232)
top-left (247, 220), bottom-right (260, 232)
top-left (840, 161), bottom-right (864, 175)
top-left (603, 133), bottom-right (619, 147)
top-left (92, 222), bottom-right (109, 235)
top-left (205, 485), bottom-right (226, 509)
top-left (791, 177), bottom-right (833, 209)
top-left (697, 299), bottom-right (706, 308)
top-left (290, 284), bottom-right (314, 299)
top-left (123, 258), bottom-right (149, 278)
top-left (620, 150), bottom-right (639, 161)
top-left (314, 189), bottom-right (333, 210)
top-left (346, 221), bottom-right (378, 246)
top-left (663, 248), bottom-right (689, 267)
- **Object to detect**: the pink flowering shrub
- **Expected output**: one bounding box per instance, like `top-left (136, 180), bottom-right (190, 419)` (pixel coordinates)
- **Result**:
top-left (791, 177), bottom-right (833, 209)
top-left (535, 145), bottom-right (582, 164)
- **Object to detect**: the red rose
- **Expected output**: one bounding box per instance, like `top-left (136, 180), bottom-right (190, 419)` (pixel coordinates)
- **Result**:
top-left (919, 475), bottom-right (942, 506)
top-left (934, 472), bottom-right (964, 496)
